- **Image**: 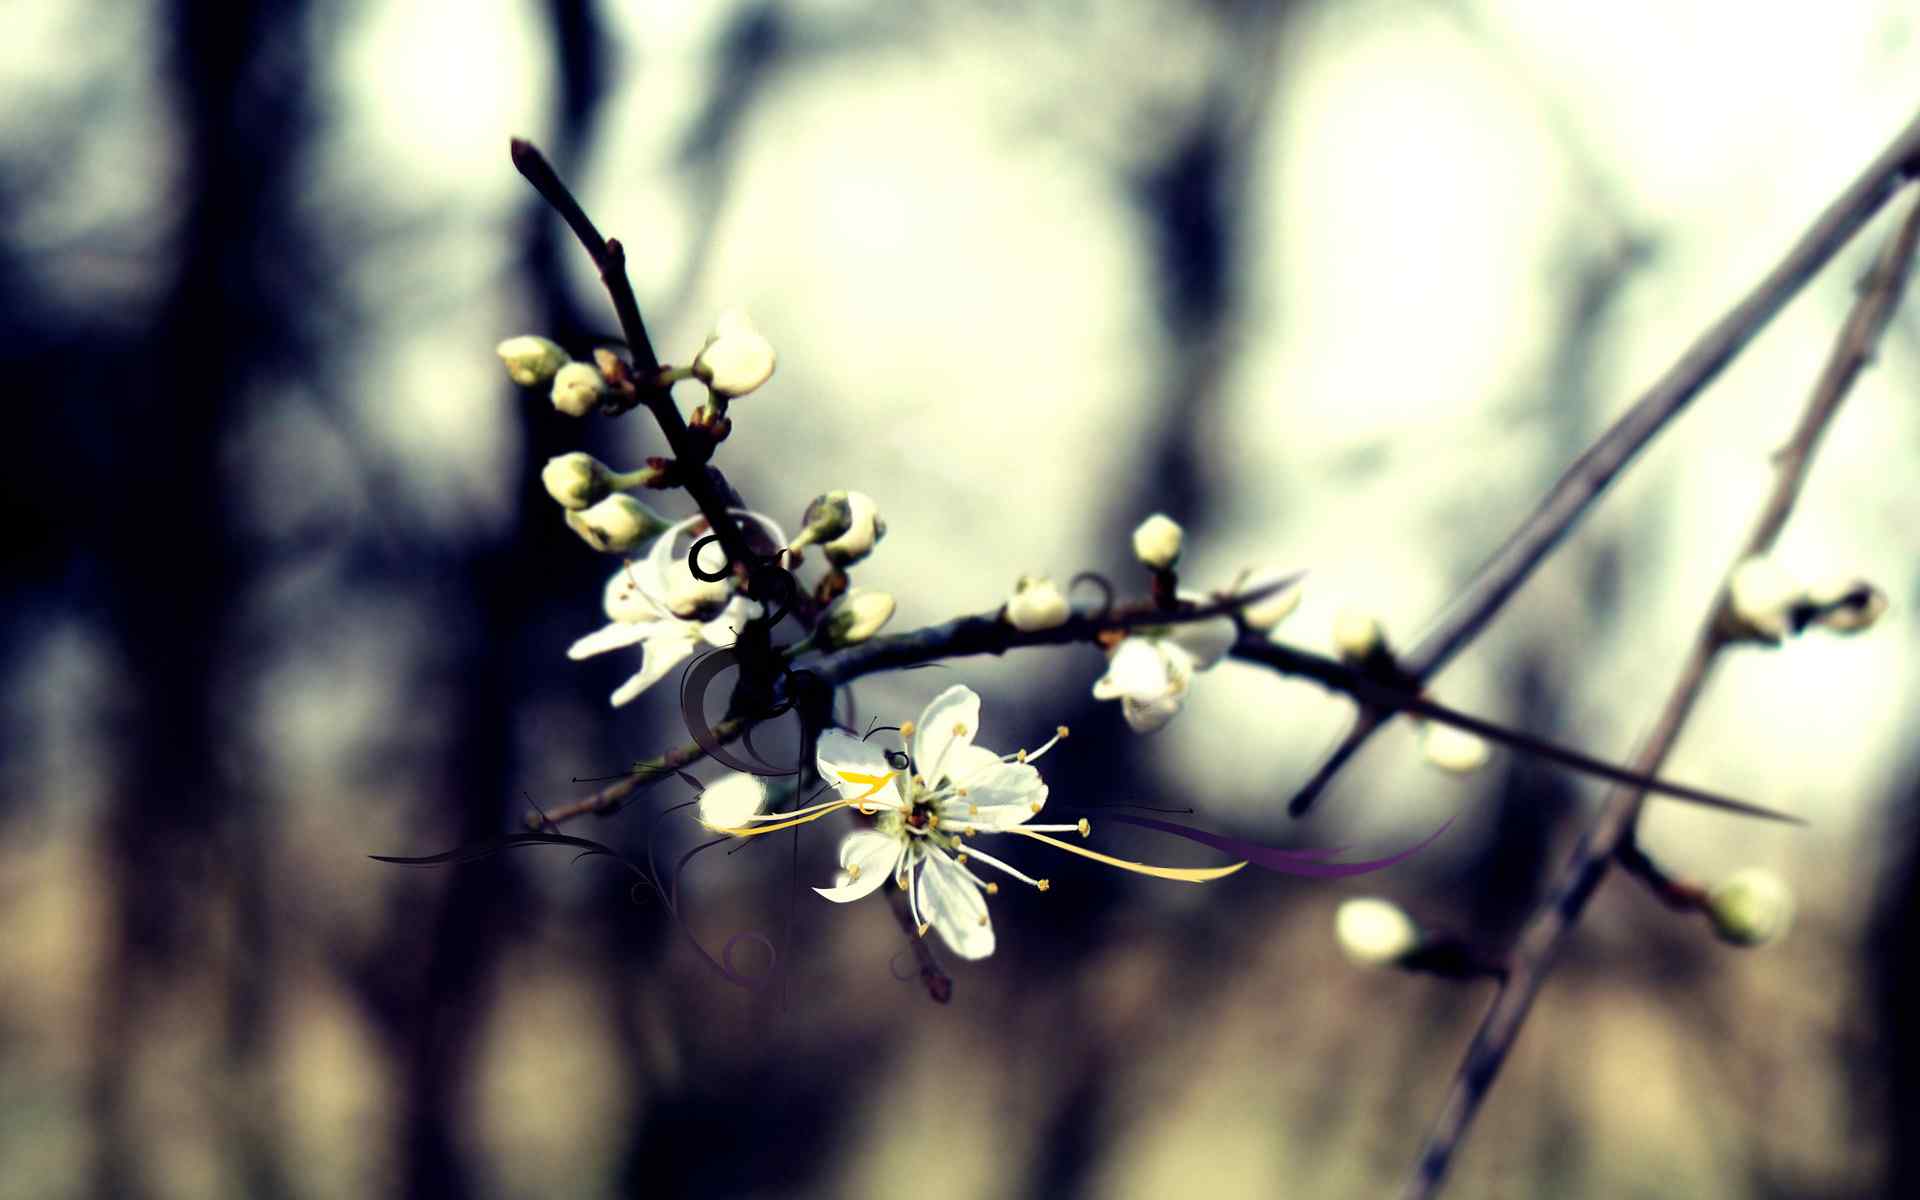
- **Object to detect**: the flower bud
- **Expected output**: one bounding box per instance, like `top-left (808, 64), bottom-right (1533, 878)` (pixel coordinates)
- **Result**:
top-left (662, 556), bottom-right (735, 619)
top-left (789, 491), bottom-right (854, 553)
top-left (1726, 556), bottom-right (1805, 643)
top-left (496, 335), bottom-right (570, 388)
top-left (1005, 575), bottom-right (1071, 632)
top-left (821, 588), bottom-right (896, 646)
top-left (1332, 609), bottom-right (1385, 664)
top-left (1131, 513), bottom-right (1184, 570)
top-left (550, 361), bottom-right (609, 417)
top-left (1421, 722), bottom-right (1490, 774)
top-left (540, 452), bottom-right (616, 510)
top-left (1335, 897), bottom-right (1420, 967)
top-left (1806, 574), bottom-right (1888, 634)
top-left (698, 772), bottom-right (766, 831)
top-left (1239, 566), bottom-right (1304, 632)
top-left (691, 309), bottom-right (776, 398)
top-left (1706, 867), bottom-right (1793, 947)
top-left (823, 491), bottom-right (885, 567)
top-left (565, 494), bottom-right (671, 554)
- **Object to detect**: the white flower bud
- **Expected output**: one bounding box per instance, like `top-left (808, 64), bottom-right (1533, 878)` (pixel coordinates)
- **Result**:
top-left (789, 491), bottom-right (854, 553)
top-left (540, 452), bottom-right (616, 510)
top-left (1335, 897), bottom-right (1421, 967)
top-left (496, 335), bottom-right (570, 388)
top-left (1239, 566), bottom-right (1304, 632)
top-left (550, 361), bottom-right (609, 417)
top-left (1706, 868), bottom-right (1793, 947)
top-left (1005, 575), bottom-right (1071, 632)
top-left (691, 309), bottom-right (776, 398)
top-left (1806, 574), bottom-right (1888, 634)
top-left (662, 557), bottom-right (735, 619)
top-left (1421, 723), bottom-right (1490, 774)
top-left (1727, 556), bottom-right (1805, 643)
top-left (1131, 513), bottom-right (1184, 569)
top-left (565, 494), bottom-right (671, 554)
top-left (698, 772), bottom-right (766, 831)
top-left (823, 491), bottom-right (885, 566)
top-left (1332, 609), bottom-right (1385, 663)
top-left (822, 588), bottom-right (896, 645)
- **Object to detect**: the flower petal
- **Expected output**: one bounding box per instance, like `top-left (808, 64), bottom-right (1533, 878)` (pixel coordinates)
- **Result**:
top-left (1122, 692), bottom-right (1182, 733)
top-left (943, 759), bottom-right (1048, 830)
top-left (1169, 617), bottom-right (1237, 671)
top-left (918, 850), bottom-right (994, 960)
top-left (815, 729), bottom-right (902, 808)
top-left (812, 830), bottom-right (900, 903)
top-left (912, 685), bottom-right (981, 782)
top-left (698, 597), bottom-right (763, 647)
top-left (1095, 637), bottom-right (1170, 703)
top-left (566, 621), bottom-right (653, 660)
top-left (604, 562), bottom-right (670, 622)
top-left (608, 634), bottom-right (697, 706)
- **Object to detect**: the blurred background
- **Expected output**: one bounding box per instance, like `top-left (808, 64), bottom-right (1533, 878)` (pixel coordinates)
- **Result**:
top-left (5, 0), bottom-right (1920, 1196)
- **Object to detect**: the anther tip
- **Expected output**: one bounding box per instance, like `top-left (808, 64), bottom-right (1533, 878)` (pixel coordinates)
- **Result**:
top-left (1036, 879), bottom-right (1052, 892)
top-left (917, 922), bottom-right (930, 938)
top-left (1057, 725), bottom-right (1070, 738)
top-left (1077, 818), bottom-right (1091, 837)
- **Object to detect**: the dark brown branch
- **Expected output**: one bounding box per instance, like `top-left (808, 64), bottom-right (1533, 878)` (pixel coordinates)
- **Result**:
top-left (529, 717), bottom-right (749, 827)
top-left (510, 137), bottom-right (767, 586)
top-left (1289, 105), bottom-right (1920, 818)
top-left (802, 592), bottom-right (1798, 822)
top-left (1399, 180), bottom-right (1920, 1200)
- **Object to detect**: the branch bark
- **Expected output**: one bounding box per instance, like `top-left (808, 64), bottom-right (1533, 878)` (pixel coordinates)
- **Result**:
top-left (1399, 179), bottom-right (1920, 1200)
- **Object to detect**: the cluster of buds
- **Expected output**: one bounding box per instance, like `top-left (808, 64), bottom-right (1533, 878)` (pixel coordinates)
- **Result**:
top-left (1724, 555), bottom-right (1888, 644)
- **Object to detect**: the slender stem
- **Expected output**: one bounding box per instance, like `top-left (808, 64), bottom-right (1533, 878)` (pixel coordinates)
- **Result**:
top-left (1398, 181), bottom-right (1920, 1200)
top-left (530, 717), bottom-right (748, 826)
top-left (510, 138), bottom-right (765, 584)
top-left (1288, 106), bottom-right (1920, 818)
top-left (888, 888), bottom-right (954, 1004)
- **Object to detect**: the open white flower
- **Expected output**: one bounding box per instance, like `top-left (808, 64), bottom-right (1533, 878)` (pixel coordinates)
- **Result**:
top-left (702, 685), bottom-right (1243, 960)
top-left (566, 511), bottom-right (782, 706)
top-left (1091, 613), bottom-right (1236, 733)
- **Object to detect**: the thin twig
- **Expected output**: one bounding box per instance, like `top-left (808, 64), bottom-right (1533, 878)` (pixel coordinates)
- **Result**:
top-left (1288, 106), bottom-right (1920, 818)
top-left (510, 138), bottom-right (766, 585)
top-left (1399, 181), bottom-right (1920, 1200)
top-left (888, 887), bottom-right (954, 1004)
top-left (530, 717), bottom-right (749, 827)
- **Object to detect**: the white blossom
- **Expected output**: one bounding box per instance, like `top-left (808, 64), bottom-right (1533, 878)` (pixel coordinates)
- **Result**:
top-left (496, 335), bottom-right (570, 388)
top-left (540, 452), bottom-right (615, 511)
top-left (704, 686), bottom-right (1242, 961)
top-left (698, 773), bottom-right (767, 831)
top-left (822, 588), bottom-right (896, 645)
top-left (550, 360), bottom-right (608, 417)
top-left (1131, 513), bottom-right (1184, 569)
top-left (1420, 722), bottom-right (1490, 775)
top-left (1237, 566), bottom-right (1304, 633)
top-left (566, 511), bottom-right (783, 706)
top-left (692, 309), bottom-right (776, 398)
top-left (822, 490), bottom-right (885, 566)
top-left (1005, 575), bottom-right (1071, 632)
top-left (1335, 897), bottom-right (1420, 966)
top-left (1726, 556), bottom-right (1805, 643)
top-left (1091, 610), bottom-right (1236, 733)
top-left (1706, 868), bottom-right (1793, 947)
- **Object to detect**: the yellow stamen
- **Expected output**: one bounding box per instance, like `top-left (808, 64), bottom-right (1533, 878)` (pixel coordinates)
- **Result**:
top-left (968, 803), bottom-right (979, 815)
top-left (952, 722), bottom-right (966, 736)
top-left (926, 813), bottom-right (940, 829)
top-left (833, 769), bottom-right (898, 807)
top-left (1077, 818), bottom-right (1091, 837)
top-left (847, 864), bottom-right (861, 880)
top-left (977, 915), bottom-right (988, 926)
top-left (1009, 828), bottom-right (1248, 883)
top-left (712, 799), bottom-right (853, 839)
top-left (1029, 800), bottom-right (1043, 813)
top-left (1057, 725), bottom-right (1070, 738)
top-left (1016, 749), bottom-right (1028, 763)
top-left (916, 922), bottom-right (930, 938)
top-left (1036, 879), bottom-right (1051, 892)
top-left (964, 827), bottom-right (977, 838)
top-left (985, 882), bottom-right (999, 895)
top-left (901, 720), bottom-right (916, 737)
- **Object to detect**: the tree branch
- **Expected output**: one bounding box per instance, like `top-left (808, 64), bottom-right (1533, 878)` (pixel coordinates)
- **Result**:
top-left (1288, 105), bottom-right (1920, 818)
top-left (1399, 180), bottom-right (1920, 1200)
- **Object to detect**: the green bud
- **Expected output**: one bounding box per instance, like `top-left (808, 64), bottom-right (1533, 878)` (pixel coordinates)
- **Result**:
top-left (565, 494), bottom-right (671, 554)
top-left (496, 335), bottom-right (570, 388)
top-left (1706, 868), bottom-right (1793, 947)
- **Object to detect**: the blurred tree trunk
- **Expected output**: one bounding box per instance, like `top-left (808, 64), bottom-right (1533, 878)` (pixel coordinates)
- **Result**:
top-left (86, 1), bottom-right (313, 1195)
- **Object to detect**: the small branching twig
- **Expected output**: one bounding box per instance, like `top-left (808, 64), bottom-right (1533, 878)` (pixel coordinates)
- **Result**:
top-left (1399, 180), bottom-right (1920, 1200)
top-left (1289, 106), bottom-right (1920, 818)
top-left (529, 717), bottom-right (750, 827)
